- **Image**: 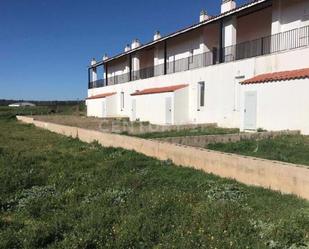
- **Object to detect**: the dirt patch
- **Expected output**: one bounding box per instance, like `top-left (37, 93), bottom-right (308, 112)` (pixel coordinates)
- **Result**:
top-left (34, 115), bottom-right (106, 131)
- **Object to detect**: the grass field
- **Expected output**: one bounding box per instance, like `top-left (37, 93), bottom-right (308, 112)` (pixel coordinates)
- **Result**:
top-left (208, 135), bottom-right (309, 166)
top-left (0, 109), bottom-right (308, 248)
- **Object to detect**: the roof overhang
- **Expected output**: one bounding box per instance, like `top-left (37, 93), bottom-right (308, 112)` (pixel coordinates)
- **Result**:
top-left (131, 84), bottom-right (188, 96)
top-left (241, 68), bottom-right (309, 85)
top-left (86, 92), bottom-right (116, 100)
top-left (90, 0), bottom-right (271, 68)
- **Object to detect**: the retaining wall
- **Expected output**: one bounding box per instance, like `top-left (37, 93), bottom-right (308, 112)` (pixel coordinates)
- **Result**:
top-left (158, 130), bottom-right (301, 148)
top-left (17, 116), bottom-right (309, 200)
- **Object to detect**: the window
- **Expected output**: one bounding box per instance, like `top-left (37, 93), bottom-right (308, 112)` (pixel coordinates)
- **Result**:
top-left (189, 49), bottom-right (194, 64)
top-left (198, 82), bottom-right (205, 109)
top-left (120, 92), bottom-right (125, 110)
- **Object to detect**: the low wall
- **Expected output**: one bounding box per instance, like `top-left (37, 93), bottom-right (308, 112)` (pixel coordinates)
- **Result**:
top-left (157, 130), bottom-right (301, 148)
top-left (100, 121), bottom-right (218, 135)
top-left (33, 115), bottom-right (217, 135)
top-left (17, 116), bottom-right (309, 200)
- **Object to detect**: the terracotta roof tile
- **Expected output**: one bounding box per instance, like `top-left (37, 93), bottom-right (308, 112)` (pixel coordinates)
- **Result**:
top-left (241, 68), bottom-right (309, 85)
top-left (86, 92), bottom-right (116, 100)
top-left (131, 84), bottom-right (188, 96)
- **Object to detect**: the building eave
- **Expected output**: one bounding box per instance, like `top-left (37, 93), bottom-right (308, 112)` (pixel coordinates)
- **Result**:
top-left (89, 0), bottom-right (271, 68)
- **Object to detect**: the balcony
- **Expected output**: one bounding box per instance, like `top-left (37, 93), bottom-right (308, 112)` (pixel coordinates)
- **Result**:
top-left (89, 25), bottom-right (309, 89)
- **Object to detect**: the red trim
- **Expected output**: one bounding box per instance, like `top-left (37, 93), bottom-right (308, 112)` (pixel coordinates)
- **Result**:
top-left (131, 84), bottom-right (188, 96)
top-left (241, 68), bottom-right (309, 85)
top-left (86, 92), bottom-right (116, 100)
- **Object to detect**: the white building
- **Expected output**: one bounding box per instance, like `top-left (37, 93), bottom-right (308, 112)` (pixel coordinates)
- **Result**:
top-left (9, 102), bottom-right (36, 107)
top-left (86, 0), bottom-right (309, 134)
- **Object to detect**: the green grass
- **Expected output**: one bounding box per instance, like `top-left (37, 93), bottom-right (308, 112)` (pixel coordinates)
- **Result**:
top-left (0, 109), bottom-right (308, 248)
top-left (136, 127), bottom-right (240, 139)
top-left (208, 135), bottom-right (309, 166)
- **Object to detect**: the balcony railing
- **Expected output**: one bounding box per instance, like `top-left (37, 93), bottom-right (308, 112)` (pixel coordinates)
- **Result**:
top-left (89, 25), bottom-right (309, 89)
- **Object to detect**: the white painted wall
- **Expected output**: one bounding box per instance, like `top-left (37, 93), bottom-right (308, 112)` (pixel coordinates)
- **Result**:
top-left (86, 95), bottom-right (118, 118)
top-left (88, 46), bottom-right (309, 127)
top-left (86, 98), bottom-right (105, 118)
top-left (240, 78), bottom-right (309, 134)
top-left (132, 92), bottom-right (174, 124)
top-left (106, 94), bottom-right (118, 117)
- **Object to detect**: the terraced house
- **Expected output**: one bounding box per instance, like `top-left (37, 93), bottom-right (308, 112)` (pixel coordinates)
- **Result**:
top-left (86, 0), bottom-right (309, 134)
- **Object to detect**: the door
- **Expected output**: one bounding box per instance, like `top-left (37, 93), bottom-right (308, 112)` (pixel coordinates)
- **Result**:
top-left (165, 97), bottom-right (172, 124)
top-left (131, 99), bottom-right (136, 121)
top-left (244, 91), bottom-right (257, 130)
top-left (102, 100), bottom-right (106, 118)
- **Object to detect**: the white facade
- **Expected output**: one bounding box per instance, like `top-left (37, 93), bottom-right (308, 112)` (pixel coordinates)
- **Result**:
top-left (87, 0), bottom-right (309, 134)
top-left (240, 78), bottom-right (309, 133)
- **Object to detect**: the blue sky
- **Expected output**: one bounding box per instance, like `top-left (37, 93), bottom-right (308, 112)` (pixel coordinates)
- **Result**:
top-left (0, 0), bottom-right (248, 100)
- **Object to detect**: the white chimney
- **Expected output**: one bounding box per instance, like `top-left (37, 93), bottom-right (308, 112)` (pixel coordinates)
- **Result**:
top-left (90, 58), bottom-right (96, 66)
top-left (124, 44), bottom-right (131, 52)
top-left (103, 54), bottom-right (109, 61)
top-left (199, 10), bottom-right (209, 22)
top-left (154, 31), bottom-right (161, 41)
top-left (131, 39), bottom-right (141, 49)
top-left (90, 58), bottom-right (97, 82)
top-left (221, 0), bottom-right (236, 14)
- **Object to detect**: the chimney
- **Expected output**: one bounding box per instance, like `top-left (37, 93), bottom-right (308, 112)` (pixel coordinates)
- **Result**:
top-left (90, 58), bottom-right (96, 66)
top-left (154, 31), bottom-right (161, 41)
top-left (131, 39), bottom-right (141, 49)
top-left (103, 54), bottom-right (109, 61)
top-left (124, 44), bottom-right (131, 52)
top-left (221, 0), bottom-right (236, 14)
top-left (199, 10), bottom-right (209, 22)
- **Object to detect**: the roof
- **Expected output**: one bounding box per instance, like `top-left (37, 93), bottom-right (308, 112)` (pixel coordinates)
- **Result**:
top-left (86, 92), bottom-right (116, 100)
top-left (241, 68), bottom-right (309, 85)
top-left (91, 0), bottom-right (271, 68)
top-left (131, 84), bottom-right (188, 96)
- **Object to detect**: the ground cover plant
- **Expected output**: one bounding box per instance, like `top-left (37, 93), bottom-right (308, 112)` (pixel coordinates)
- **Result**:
top-left (0, 109), bottom-right (308, 248)
top-left (136, 126), bottom-right (240, 139)
top-left (208, 135), bottom-right (309, 166)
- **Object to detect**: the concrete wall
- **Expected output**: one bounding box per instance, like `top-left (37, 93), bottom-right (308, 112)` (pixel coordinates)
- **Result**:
top-left (158, 130), bottom-right (300, 148)
top-left (272, 0), bottom-right (309, 34)
top-left (16, 116), bottom-right (309, 200)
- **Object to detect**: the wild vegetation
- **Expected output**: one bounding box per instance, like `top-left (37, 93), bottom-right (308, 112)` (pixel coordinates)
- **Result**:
top-left (136, 126), bottom-right (240, 139)
top-left (0, 108), bottom-right (308, 248)
top-left (208, 135), bottom-right (309, 166)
